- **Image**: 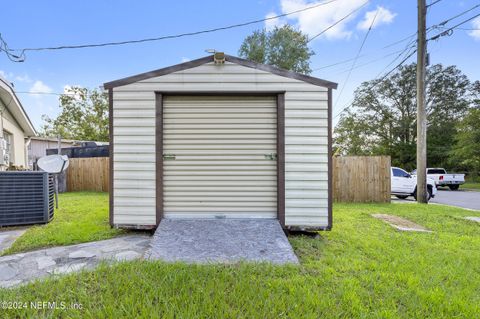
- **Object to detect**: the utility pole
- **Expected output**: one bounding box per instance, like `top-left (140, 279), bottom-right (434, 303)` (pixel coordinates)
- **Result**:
top-left (416, 0), bottom-right (428, 203)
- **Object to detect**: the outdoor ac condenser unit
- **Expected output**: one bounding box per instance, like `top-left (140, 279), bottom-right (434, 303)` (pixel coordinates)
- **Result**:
top-left (0, 171), bottom-right (55, 226)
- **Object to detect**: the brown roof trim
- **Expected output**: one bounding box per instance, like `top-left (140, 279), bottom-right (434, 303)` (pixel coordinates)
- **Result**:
top-left (225, 55), bottom-right (337, 89)
top-left (327, 88), bottom-right (333, 231)
top-left (103, 54), bottom-right (338, 90)
top-left (108, 88), bottom-right (114, 227)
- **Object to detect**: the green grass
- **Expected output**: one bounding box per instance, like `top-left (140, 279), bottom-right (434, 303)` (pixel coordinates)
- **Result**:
top-left (1, 203), bottom-right (480, 318)
top-left (462, 182), bottom-right (480, 190)
top-left (1, 192), bottom-right (125, 255)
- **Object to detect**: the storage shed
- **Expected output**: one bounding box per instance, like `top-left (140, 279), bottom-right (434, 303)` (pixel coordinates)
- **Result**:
top-left (104, 54), bottom-right (337, 231)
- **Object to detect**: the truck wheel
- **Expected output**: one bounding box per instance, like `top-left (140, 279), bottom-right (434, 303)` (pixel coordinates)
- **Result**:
top-left (448, 185), bottom-right (460, 191)
top-left (395, 195), bottom-right (409, 199)
top-left (427, 186), bottom-right (433, 201)
top-left (413, 187), bottom-right (433, 201)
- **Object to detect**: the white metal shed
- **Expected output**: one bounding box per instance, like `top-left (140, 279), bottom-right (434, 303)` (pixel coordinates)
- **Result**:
top-left (104, 54), bottom-right (337, 231)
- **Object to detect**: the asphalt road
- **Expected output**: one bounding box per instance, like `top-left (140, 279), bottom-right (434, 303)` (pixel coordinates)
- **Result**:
top-left (393, 188), bottom-right (480, 210)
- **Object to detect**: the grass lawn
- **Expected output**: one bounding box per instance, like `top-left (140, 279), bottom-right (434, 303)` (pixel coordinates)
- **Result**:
top-left (1, 203), bottom-right (479, 318)
top-left (1, 192), bottom-right (125, 255)
top-left (462, 182), bottom-right (480, 191)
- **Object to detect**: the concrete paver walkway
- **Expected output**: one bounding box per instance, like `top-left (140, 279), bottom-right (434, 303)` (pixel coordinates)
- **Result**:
top-left (0, 235), bottom-right (150, 288)
top-left (145, 219), bottom-right (299, 264)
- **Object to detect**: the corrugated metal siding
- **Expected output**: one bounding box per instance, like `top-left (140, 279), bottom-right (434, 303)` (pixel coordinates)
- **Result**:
top-left (163, 96), bottom-right (277, 219)
top-left (112, 61), bottom-right (329, 227)
top-left (112, 90), bottom-right (156, 225)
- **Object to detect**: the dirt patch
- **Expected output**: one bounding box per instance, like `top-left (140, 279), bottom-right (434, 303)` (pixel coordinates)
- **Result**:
top-left (372, 214), bottom-right (432, 232)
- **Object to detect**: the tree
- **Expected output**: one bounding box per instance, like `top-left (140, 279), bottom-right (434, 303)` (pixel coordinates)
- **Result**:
top-left (239, 25), bottom-right (314, 74)
top-left (334, 63), bottom-right (471, 171)
top-left (450, 108), bottom-right (480, 179)
top-left (40, 87), bottom-right (109, 141)
top-left (450, 81), bottom-right (480, 179)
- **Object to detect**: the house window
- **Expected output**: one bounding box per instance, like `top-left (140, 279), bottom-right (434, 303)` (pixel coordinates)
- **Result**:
top-left (3, 130), bottom-right (13, 164)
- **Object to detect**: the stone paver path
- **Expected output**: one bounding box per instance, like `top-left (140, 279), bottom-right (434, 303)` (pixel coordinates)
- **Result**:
top-left (0, 235), bottom-right (150, 288)
top-left (372, 214), bottom-right (432, 232)
top-left (0, 229), bottom-right (27, 254)
top-left (145, 219), bottom-right (299, 264)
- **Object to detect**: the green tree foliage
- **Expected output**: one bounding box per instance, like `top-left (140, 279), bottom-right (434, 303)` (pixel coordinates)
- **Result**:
top-left (334, 63), bottom-right (471, 171)
top-left (40, 87), bottom-right (109, 141)
top-left (450, 81), bottom-right (480, 178)
top-left (239, 25), bottom-right (314, 74)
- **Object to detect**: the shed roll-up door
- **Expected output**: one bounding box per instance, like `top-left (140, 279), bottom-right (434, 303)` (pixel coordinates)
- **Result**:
top-left (163, 95), bottom-right (278, 219)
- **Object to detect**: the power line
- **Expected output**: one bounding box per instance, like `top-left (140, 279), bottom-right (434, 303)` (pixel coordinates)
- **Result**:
top-left (429, 3), bottom-right (480, 29)
top-left (332, 6), bottom-right (480, 121)
top-left (15, 91), bottom-right (76, 96)
top-left (333, 8), bottom-right (379, 108)
top-left (427, 0), bottom-right (443, 8)
top-left (428, 12), bottom-right (480, 41)
top-left (333, 47), bottom-right (417, 120)
top-left (2, 0), bottom-right (341, 62)
top-left (332, 49), bottom-right (406, 75)
top-left (307, 1), bottom-right (369, 43)
top-left (312, 32), bottom-right (416, 72)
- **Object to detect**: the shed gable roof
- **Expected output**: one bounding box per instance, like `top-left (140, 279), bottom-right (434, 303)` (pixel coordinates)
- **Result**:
top-left (104, 54), bottom-right (337, 90)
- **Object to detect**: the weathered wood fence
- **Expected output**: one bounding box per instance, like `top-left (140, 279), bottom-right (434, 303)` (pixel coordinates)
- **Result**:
top-left (333, 156), bottom-right (391, 203)
top-left (66, 156), bottom-right (391, 203)
top-left (66, 157), bottom-right (109, 192)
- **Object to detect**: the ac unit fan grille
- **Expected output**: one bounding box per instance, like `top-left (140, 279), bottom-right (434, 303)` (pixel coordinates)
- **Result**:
top-left (0, 172), bottom-right (55, 226)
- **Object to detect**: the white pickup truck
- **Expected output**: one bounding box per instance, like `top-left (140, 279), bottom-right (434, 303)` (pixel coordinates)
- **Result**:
top-left (412, 168), bottom-right (465, 190)
top-left (391, 167), bottom-right (437, 201)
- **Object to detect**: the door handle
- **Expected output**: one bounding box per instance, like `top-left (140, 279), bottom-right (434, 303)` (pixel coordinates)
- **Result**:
top-left (163, 154), bottom-right (176, 160)
top-left (264, 153), bottom-right (277, 160)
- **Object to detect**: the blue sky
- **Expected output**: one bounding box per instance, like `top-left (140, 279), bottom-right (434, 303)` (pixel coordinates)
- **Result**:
top-left (1, 0), bottom-right (479, 130)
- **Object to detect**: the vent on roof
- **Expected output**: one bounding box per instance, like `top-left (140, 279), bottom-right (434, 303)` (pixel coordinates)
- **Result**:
top-left (0, 171), bottom-right (54, 226)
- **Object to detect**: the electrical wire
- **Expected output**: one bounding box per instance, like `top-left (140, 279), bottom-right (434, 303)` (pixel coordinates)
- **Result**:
top-left (429, 3), bottom-right (480, 30)
top-left (2, 0), bottom-right (341, 62)
top-left (333, 8), bottom-right (379, 108)
top-left (428, 12), bottom-right (480, 41)
top-left (14, 91), bottom-right (77, 96)
top-left (333, 46), bottom-right (417, 120)
top-left (307, 0), bottom-right (369, 43)
top-left (427, 0), bottom-right (443, 8)
top-left (331, 4), bottom-right (480, 120)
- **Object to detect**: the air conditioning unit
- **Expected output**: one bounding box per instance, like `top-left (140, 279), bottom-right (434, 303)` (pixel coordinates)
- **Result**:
top-left (0, 171), bottom-right (55, 226)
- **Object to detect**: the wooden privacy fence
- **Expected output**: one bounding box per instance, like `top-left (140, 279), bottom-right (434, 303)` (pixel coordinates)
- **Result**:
top-left (66, 157), bottom-right (109, 192)
top-left (66, 156), bottom-right (390, 202)
top-left (333, 156), bottom-right (391, 203)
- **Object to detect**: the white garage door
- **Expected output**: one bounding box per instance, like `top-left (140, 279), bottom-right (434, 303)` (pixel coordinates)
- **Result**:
top-left (163, 95), bottom-right (278, 219)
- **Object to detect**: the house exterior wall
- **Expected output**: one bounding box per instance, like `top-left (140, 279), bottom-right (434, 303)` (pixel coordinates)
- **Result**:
top-left (112, 61), bottom-right (329, 228)
top-left (0, 102), bottom-right (27, 168)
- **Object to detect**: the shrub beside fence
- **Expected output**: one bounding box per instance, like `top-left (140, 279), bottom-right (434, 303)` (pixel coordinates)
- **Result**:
top-left (333, 156), bottom-right (391, 203)
top-left (66, 157), bottom-right (109, 192)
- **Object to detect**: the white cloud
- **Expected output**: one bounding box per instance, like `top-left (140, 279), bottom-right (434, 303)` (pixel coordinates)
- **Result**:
top-left (0, 70), bottom-right (14, 81)
top-left (265, 12), bottom-right (286, 30)
top-left (181, 57), bottom-right (191, 63)
top-left (29, 80), bottom-right (53, 94)
top-left (268, 0), bottom-right (369, 40)
top-left (357, 6), bottom-right (396, 30)
top-left (63, 85), bottom-right (83, 100)
top-left (14, 74), bottom-right (32, 83)
top-left (468, 17), bottom-right (480, 40)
